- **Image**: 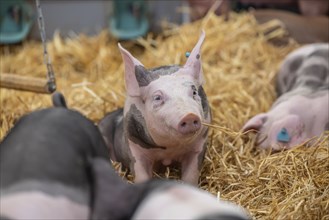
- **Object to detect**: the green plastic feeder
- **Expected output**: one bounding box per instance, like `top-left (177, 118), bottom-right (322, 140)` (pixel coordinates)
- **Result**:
top-left (110, 0), bottom-right (149, 40)
top-left (0, 0), bottom-right (34, 44)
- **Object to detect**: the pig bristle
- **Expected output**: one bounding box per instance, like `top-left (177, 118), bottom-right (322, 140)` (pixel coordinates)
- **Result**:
top-left (1, 11), bottom-right (328, 220)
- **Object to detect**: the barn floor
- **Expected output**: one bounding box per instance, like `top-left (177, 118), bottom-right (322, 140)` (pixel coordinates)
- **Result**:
top-left (0, 12), bottom-right (328, 219)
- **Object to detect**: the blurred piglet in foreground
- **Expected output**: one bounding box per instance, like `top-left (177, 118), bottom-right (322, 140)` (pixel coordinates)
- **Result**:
top-left (99, 31), bottom-right (211, 185)
top-left (243, 43), bottom-right (329, 151)
top-left (91, 158), bottom-right (250, 220)
top-left (1, 94), bottom-right (249, 220)
top-left (0, 94), bottom-right (109, 219)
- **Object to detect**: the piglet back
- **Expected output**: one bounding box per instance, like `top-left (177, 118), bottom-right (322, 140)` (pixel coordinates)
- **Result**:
top-left (276, 43), bottom-right (329, 96)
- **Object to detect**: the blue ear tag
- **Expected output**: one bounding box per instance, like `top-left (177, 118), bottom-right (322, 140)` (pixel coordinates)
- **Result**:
top-left (185, 52), bottom-right (191, 58)
top-left (277, 128), bottom-right (290, 143)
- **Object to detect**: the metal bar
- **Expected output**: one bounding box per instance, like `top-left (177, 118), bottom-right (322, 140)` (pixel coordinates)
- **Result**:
top-left (35, 0), bottom-right (56, 93)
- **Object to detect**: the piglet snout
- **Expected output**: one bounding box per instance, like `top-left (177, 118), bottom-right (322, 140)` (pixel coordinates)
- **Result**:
top-left (178, 113), bottom-right (201, 135)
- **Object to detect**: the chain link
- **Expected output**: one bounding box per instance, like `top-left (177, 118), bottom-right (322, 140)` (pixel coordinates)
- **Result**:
top-left (35, 0), bottom-right (56, 92)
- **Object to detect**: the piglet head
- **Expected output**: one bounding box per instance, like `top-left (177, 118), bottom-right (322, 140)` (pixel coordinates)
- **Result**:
top-left (118, 31), bottom-right (205, 96)
top-left (242, 113), bottom-right (306, 151)
top-left (118, 32), bottom-right (208, 144)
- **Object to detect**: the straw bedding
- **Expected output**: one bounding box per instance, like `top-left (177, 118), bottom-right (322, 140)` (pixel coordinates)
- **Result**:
top-left (0, 12), bottom-right (328, 219)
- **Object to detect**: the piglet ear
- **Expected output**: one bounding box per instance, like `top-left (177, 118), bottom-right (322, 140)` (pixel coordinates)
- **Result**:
top-left (118, 43), bottom-right (145, 97)
top-left (242, 113), bottom-right (268, 132)
top-left (183, 30), bottom-right (205, 86)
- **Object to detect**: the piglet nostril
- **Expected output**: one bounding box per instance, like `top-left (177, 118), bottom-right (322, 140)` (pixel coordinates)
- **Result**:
top-left (178, 114), bottom-right (201, 135)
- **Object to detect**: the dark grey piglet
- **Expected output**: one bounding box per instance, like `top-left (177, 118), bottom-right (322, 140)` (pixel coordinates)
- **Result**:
top-left (0, 94), bottom-right (109, 219)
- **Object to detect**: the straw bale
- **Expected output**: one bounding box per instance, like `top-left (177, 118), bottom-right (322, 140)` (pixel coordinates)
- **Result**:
top-left (0, 12), bottom-right (328, 219)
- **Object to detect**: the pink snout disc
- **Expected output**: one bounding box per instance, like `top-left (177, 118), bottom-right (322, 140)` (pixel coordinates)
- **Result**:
top-left (178, 113), bottom-right (201, 135)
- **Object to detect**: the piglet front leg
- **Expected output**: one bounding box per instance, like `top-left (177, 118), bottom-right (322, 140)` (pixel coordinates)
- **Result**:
top-left (181, 141), bottom-right (207, 185)
top-left (128, 140), bottom-right (154, 183)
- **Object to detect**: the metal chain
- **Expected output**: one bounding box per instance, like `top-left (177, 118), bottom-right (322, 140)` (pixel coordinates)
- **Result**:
top-left (35, 0), bottom-right (56, 93)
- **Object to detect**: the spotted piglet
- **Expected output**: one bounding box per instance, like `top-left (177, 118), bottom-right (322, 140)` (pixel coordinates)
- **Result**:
top-left (242, 43), bottom-right (329, 151)
top-left (99, 31), bottom-right (211, 185)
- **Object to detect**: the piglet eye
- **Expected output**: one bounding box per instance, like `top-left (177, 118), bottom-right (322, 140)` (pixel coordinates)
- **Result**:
top-left (153, 95), bottom-right (162, 101)
top-left (152, 92), bottom-right (164, 108)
